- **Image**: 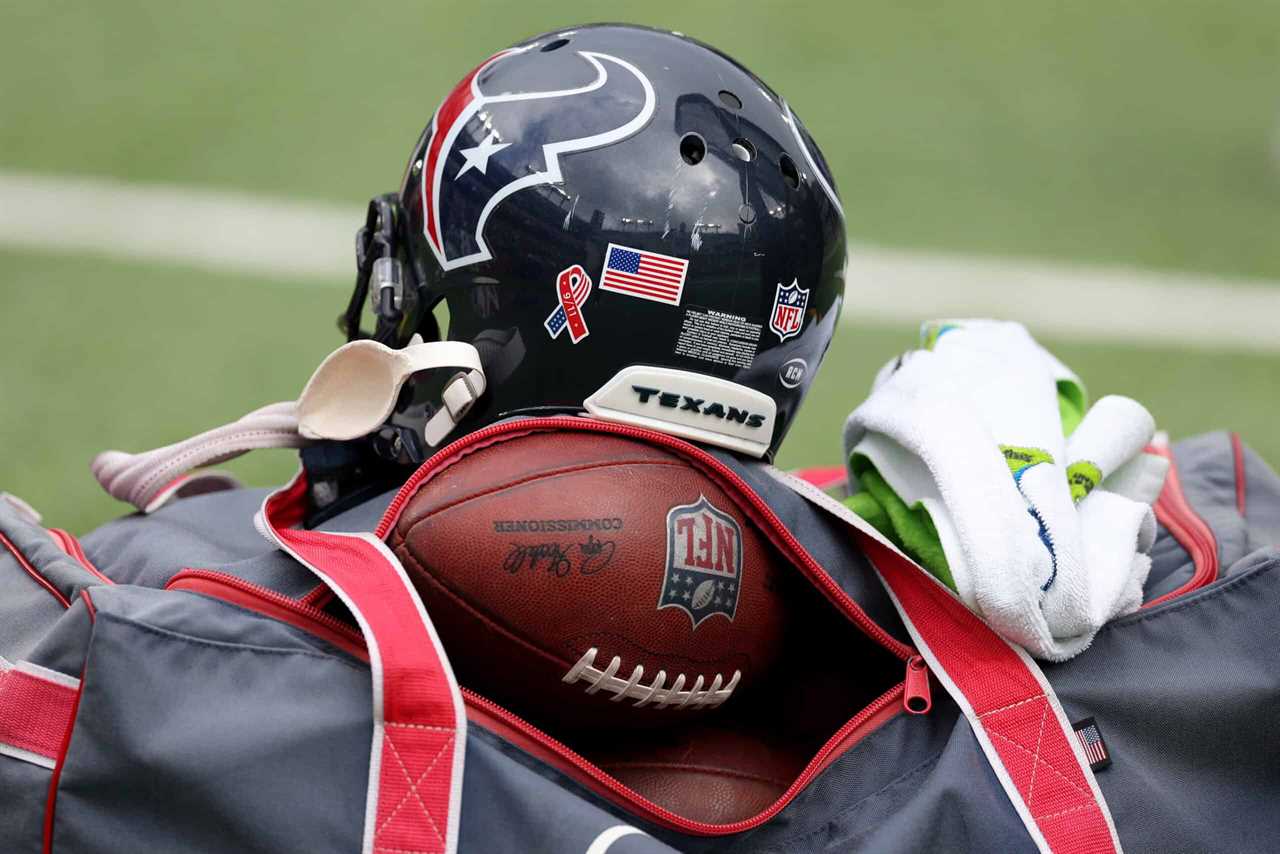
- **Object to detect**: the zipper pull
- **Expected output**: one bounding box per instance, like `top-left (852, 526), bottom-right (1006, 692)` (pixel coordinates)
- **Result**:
top-left (904, 655), bottom-right (932, 715)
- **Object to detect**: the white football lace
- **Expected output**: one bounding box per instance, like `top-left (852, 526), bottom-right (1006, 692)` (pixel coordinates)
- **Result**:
top-left (561, 648), bottom-right (741, 709)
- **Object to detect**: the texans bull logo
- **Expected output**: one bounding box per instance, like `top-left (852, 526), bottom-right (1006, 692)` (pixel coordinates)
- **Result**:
top-left (419, 44), bottom-right (657, 271)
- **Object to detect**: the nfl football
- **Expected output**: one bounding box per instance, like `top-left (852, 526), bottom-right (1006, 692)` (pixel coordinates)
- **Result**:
top-left (586, 722), bottom-right (807, 825)
top-left (390, 429), bottom-right (790, 730)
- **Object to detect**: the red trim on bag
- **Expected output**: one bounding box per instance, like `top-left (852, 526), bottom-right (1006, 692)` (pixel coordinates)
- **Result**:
top-left (40, 666), bottom-right (84, 854)
top-left (859, 530), bottom-right (1118, 854)
top-left (45, 529), bottom-right (113, 585)
top-left (1, 532), bottom-right (71, 609)
top-left (0, 664), bottom-right (79, 764)
top-left (269, 473), bottom-right (311, 530)
top-left (1145, 444), bottom-right (1220, 608)
top-left (166, 569), bottom-right (367, 662)
top-left (1231, 432), bottom-right (1247, 516)
top-left (298, 583), bottom-right (334, 608)
top-left (79, 587), bottom-right (97, 621)
top-left (264, 481), bottom-right (465, 854)
top-left (41, 592), bottom-right (96, 851)
top-left (40, 594), bottom-right (92, 854)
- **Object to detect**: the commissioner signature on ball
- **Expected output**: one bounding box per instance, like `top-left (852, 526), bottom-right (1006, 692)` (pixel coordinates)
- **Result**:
top-left (502, 535), bottom-right (617, 577)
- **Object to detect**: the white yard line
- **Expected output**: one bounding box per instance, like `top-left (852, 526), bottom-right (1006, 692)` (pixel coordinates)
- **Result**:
top-left (846, 247), bottom-right (1280, 352)
top-left (2, 170), bottom-right (1278, 353)
top-left (0, 171), bottom-right (353, 279)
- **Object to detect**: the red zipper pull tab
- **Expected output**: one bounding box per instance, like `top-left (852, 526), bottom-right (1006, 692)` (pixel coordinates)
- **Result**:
top-left (904, 655), bottom-right (932, 715)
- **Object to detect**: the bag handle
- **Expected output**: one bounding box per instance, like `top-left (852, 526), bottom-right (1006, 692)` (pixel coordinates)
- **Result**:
top-left (773, 468), bottom-right (1123, 854)
top-left (259, 472), bottom-right (466, 854)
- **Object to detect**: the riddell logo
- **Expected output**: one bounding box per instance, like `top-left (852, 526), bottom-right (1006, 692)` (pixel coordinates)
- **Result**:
top-left (659, 496), bottom-right (743, 627)
top-left (630, 386), bottom-right (766, 429)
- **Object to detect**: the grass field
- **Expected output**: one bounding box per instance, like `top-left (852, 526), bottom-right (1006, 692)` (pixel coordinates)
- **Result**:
top-left (2, 2), bottom-right (1278, 532)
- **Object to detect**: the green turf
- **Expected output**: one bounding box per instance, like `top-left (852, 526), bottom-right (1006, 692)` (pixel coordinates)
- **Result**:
top-left (0, 250), bottom-right (341, 533)
top-left (2, 248), bottom-right (1275, 533)
top-left (3, 1), bottom-right (1280, 279)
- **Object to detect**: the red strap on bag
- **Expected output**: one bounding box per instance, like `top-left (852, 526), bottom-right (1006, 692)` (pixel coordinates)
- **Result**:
top-left (260, 472), bottom-right (466, 854)
top-left (0, 659), bottom-right (80, 770)
top-left (780, 471), bottom-right (1122, 854)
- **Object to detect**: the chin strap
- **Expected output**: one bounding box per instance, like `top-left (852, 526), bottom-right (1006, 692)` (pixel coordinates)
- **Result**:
top-left (298, 338), bottom-right (483, 442)
top-left (92, 340), bottom-right (487, 513)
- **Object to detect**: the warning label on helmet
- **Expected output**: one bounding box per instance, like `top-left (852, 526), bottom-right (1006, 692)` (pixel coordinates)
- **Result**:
top-left (674, 308), bottom-right (762, 370)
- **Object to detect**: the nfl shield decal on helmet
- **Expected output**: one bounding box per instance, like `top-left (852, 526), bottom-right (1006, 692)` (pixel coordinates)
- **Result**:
top-left (769, 279), bottom-right (809, 342)
top-left (659, 496), bottom-right (743, 628)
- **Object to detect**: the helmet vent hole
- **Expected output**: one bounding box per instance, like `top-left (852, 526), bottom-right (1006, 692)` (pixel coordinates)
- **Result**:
top-left (730, 138), bottom-right (756, 163)
top-left (779, 153), bottom-right (800, 189)
top-left (718, 90), bottom-right (742, 110)
top-left (679, 133), bottom-right (706, 165)
top-left (541, 38), bottom-right (570, 52)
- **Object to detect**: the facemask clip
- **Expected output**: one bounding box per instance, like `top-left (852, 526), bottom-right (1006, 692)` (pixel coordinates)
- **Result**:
top-left (370, 256), bottom-right (406, 321)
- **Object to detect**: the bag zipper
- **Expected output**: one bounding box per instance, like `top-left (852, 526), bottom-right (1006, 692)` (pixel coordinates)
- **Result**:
top-left (464, 678), bottom-right (906, 836)
top-left (903, 655), bottom-right (932, 714)
top-left (170, 563), bottom-right (924, 833)
top-left (370, 415), bottom-right (926, 834)
top-left (166, 569), bottom-right (367, 661)
top-left (195, 417), bottom-right (924, 833)
top-left (1144, 444), bottom-right (1219, 607)
top-left (377, 415), bottom-right (915, 661)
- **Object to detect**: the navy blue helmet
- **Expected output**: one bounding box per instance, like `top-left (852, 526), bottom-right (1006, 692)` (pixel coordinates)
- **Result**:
top-left (343, 23), bottom-right (846, 461)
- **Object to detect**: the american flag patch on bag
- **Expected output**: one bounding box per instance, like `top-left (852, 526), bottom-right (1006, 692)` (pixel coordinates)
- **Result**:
top-left (1073, 717), bottom-right (1111, 771)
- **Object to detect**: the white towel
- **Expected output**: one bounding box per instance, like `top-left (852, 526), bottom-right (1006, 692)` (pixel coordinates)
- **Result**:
top-left (844, 320), bottom-right (1161, 661)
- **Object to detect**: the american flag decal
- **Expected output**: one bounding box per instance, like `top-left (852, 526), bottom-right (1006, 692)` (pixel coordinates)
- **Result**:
top-left (1073, 717), bottom-right (1111, 771)
top-left (598, 243), bottom-right (689, 306)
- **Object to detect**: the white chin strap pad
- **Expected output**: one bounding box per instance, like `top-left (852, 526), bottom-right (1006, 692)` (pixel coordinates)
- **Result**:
top-left (297, 338), bottom-right (485, 444)
top-left (583, 365), bottom-right (776, 459)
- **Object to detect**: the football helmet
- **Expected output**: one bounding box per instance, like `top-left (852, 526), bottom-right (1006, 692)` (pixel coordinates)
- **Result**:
top-left (341, 23), bottom-right (846, 462)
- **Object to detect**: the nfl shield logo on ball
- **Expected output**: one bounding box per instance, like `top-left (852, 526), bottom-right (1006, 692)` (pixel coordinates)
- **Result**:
top-left (769, 279), bottom-right (809, 342)
top-left (660, 495), bottom-right (744, 628)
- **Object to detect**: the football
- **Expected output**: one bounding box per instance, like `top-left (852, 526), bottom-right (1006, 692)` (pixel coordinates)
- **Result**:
top-left (586, 722), bottom-right (806, 825)
top-left (390, 429), bottom-right (791, 730)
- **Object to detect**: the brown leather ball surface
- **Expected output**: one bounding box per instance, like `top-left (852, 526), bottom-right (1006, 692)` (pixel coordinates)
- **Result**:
top-left (587, 722), bottom-right (807, 825)
top-left (390, 430), bottom-right (790, 730)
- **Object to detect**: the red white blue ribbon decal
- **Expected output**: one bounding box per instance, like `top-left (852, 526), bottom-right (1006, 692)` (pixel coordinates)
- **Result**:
top-left (544, 264), bottom-right (593, 343)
